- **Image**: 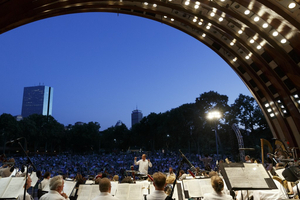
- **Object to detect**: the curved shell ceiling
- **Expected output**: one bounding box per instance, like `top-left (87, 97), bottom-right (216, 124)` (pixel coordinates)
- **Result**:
top-left (1, 0), bottom-right (300, 148)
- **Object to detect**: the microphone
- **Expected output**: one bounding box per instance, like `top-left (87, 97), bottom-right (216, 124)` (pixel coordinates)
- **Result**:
top-left (179, 150), bottom-right (196, 172)
top-left (5, 137), bottom-right (24, 144)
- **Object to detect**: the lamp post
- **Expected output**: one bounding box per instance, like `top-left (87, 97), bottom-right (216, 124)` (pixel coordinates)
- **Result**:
top-left (207, 111), bottom-right (221, 160)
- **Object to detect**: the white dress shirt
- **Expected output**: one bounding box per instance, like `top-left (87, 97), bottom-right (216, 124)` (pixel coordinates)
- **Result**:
top-left (203, 190), bottom-right (233, 200)
top-left (134, 159), bottom-right (152, 174)
top-left (147, 190), bottom-right (167, 200)
top-left (17, 192), bottom-right (33, 200)
top-left (293, 182), bottom-right (300, 196)
top-left (39, 178), bottom-right (50, 190)
top-left (39, 190), bottom-right (70, 200)
top-left (91, 192), bottom-right (119, 200)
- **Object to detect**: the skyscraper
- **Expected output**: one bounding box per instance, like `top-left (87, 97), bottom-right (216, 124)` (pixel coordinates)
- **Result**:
top-left (21, 85), bottom-right (53, 118)
top-left (131, 109), bottom-right (143, 127)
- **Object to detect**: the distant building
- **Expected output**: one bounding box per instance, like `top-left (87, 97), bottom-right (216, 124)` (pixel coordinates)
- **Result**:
top-left (21, 85), bottom-right (53, 118)
top-left (75, 121), bottom-right (84, 126)
top-left (131, 109), bottom-right (143, 127)
top-left (115, 120), bottom-right (123, 127)
top-left (14, 115), bottom-right (23, 121)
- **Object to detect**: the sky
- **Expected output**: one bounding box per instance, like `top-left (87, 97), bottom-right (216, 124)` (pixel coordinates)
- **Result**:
top-left (0, 12), bottom-right (252, 130)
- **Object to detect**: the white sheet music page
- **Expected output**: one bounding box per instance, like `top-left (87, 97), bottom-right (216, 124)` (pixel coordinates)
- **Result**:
top-left (115, 183), bottom-right (130, 200)
top-left (30, 172), bottom-right (39, 187)
top-left (90, 185), bottom-right (100, 199)
top-left (0, 177), bottom-right (11, 197)
top-left (64, 181), bottom-right (77, 196)
top-left (127, 184), bottom-right (143, 200)
top-left (2, 177), bottom-right (26, 198)
top-left (77, 185), bottom-right (92, 200)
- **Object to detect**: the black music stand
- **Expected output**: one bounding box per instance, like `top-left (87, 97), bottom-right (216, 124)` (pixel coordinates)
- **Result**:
top-left (220, 162), bottom-right (277, 199)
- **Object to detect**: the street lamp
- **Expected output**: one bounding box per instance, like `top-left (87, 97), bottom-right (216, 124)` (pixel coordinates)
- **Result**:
top-left (207, 111), bottom-right (222, 160)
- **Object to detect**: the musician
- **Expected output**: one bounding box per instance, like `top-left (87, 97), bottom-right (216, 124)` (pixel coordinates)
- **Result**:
top-left (178, 170), bottom-right (188, 181)
top-left (39, 175), bottom-right (69, 200)
top-left (92, 178), bottom-right (119, 200)
top-left (39, 172), bottom-right (51, 190)
top-left (167, 167), bottom-right (175, 179)
top-left (147, 172), bottom-right (167, 200)
top-left (245, 155), bottom-right (251, 163)
top-left (0, 158), bottom-right (15, 177)
top-left (199, 155), bottom-right (212, 170)
top-left (288, 181), bottom-right (300, 197)
top-left (134, 154), bottom-right (152, 175)
top-left (17, 175), bottom-right (33, 200)
top-left (203, 176), bottom-right (233, 200)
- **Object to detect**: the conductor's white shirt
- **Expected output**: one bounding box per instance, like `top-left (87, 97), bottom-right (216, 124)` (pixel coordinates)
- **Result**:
top-left (134, 159), bottom-right (152, 174)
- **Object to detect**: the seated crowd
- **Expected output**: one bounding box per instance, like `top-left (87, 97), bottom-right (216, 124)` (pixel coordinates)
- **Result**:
top-left (0, 150), bottom-right (299, 200)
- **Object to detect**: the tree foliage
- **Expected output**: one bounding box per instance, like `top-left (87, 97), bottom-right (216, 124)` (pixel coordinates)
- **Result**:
top-left (0, 91), bottom-right (272, 159)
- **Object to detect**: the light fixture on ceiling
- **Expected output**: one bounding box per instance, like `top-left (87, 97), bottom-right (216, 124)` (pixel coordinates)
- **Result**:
top-left (288, 2), bottom-right (296, 9)
top-left (281, 38), bottom-right (287, 44)
top-left (262, 23), bottom-right (268, 28)
top-left (244, 10), bottom-right (250, 15)
top-left (272, 31), bottom-right (279, 37)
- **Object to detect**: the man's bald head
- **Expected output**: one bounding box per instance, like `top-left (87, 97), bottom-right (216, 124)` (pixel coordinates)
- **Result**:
top-left (99, 178), bottom-right (111, 193)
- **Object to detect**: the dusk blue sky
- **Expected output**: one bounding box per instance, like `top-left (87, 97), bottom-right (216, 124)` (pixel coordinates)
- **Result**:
top-left (0, 12), bottom-right (252, 130)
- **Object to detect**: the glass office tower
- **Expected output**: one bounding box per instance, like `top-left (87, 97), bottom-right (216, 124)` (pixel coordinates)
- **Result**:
top-left (131, 109), bottom-right (143, 127)
top-left (21, 85), bottom-right (53, 118)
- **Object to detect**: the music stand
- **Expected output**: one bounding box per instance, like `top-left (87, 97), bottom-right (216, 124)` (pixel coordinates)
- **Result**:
top-left (220, 162), bottom-right (277, 199)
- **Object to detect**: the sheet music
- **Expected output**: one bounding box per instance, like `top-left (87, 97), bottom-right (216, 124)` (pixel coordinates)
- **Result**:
top-left (64, 181), bottom-right (77, 196)
top-left (111, 181), bottom-right (118, 196)
top-left (183, 179), bottom-right (214, 197)
top-left (77, 185), bottom-right (92, 200)
top-left (30, 172), bottom-right (38, 187)
top-left (222, 163), bottom-right (276, 190)
top-left (2, 177), bottom-right (26, 198)
top-left (0, 177), bottom-right (11, 197)
top-left (115, 183), bottom-right (143, 200)
top-left (127, 184), bottom-right (143, 200)
top-left (275, 169), bottom-right (285, 180)
top-left (90, 185), bottom-right (100, 199)
top-left (115, 184), bottom-right (130, 200)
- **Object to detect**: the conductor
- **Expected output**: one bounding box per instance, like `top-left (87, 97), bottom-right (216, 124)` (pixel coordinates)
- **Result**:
top-left (134, 154), bottom-right (152, 175)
